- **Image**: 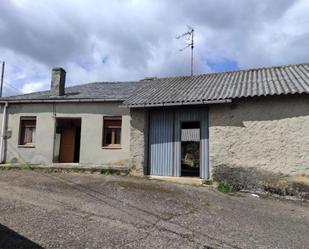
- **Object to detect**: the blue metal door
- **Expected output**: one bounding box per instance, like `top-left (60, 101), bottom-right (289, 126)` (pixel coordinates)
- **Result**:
top-left (148, 109), bottom-right (209, 179)
top-left (149, 111), bottom-right (174, 176)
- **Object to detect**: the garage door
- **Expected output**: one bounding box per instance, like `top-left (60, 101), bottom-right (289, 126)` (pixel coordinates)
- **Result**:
top-left (149, 111), bottom-right (174, 176)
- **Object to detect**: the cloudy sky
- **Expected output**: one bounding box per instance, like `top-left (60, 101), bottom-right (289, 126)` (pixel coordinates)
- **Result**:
top-left (0, 0), bottom-right (309, 96)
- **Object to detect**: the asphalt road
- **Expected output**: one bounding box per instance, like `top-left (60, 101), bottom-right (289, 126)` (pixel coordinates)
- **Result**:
top-left (0, 170), bottom-right (308, 249)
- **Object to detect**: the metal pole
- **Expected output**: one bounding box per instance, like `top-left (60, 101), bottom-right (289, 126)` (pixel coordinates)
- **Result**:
top-left (191, 29), bottom-right (194, 76)
top-left (0, 61), bottom-right (5, 97)
top-left (0, 102), bottom-right (8, 163)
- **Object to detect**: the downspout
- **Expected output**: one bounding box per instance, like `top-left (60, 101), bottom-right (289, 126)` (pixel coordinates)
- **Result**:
top-left (0, 102), bottom-right (8, 163)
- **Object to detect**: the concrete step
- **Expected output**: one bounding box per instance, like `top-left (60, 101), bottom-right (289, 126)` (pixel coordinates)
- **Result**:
top-left (148, 175), bottom-right (208, 186)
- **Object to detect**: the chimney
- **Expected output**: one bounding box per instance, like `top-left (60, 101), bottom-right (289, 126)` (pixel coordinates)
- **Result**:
top-left (50, 67), bottom-right (66, 96)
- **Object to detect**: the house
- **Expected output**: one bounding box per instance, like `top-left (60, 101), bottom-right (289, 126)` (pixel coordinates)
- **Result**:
top-left (0, 68), bottom-right (138, 166)
top-left (125, 63), bottom-right (309, 183)
top-left (1, 63), bottom-right (309, 185)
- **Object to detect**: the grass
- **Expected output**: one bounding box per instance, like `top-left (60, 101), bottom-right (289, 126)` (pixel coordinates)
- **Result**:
top-left (0, 164), bottom-right (34, 171)
top-left (100, 168), bottom-right (115, 175)
top-left (0, 164), bottom-right (129, 176)
top-left (20, 164), bottom-right (34, 171)
top-left (217, 181), bottom-right (237, 193)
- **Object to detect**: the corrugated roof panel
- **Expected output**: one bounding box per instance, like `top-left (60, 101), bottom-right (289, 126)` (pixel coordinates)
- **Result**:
top-left (124, 63), bottom-right (309, 107)
top-left (199, 74), bottom-right (217, 100)
top-left (279, 67), bottom-right (297, 93)
top-left (217, 71), bottom-right (231, 99)
top-left (294, 66), bottom-right (309, 90)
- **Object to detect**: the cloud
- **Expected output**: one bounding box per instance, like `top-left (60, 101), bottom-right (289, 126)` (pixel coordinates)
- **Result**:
top-left (21, 81), bottom-right (44, 94)
top-left (0, 0), bottom-right (308, 95)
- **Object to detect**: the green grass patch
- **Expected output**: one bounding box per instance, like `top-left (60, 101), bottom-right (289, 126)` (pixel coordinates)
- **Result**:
top-left (20, 164), bottom-right (34, 171)
top-left (100, 168), bottom-right (115, 175)
top-left (217, 181), bottom-right (238, 193)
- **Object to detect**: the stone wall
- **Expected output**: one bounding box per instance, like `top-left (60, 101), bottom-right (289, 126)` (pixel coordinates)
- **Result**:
top-left (209, 95), bottom-right (309, 176)
top-left (130, 109), bottom-right (147, 174)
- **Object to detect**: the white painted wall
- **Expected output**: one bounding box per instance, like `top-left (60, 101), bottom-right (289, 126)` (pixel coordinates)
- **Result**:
top-left (0, 102), bottom-right (131, 165)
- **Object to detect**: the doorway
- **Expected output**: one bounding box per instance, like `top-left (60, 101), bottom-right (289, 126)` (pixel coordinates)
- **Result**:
top-left (54, 118), bottom-right (81, 163)
top-left (180, 121), bottom-right (200, 177)
top-left (148, 109), bottom-right (208, 179)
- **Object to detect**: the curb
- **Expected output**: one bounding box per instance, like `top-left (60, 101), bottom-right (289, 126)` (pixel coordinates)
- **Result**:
top-left (0, 165), bottom-right (130, 175)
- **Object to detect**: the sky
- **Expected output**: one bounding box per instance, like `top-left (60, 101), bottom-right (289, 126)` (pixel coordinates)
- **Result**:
top-left (0, 0), bottom-right (309, 96)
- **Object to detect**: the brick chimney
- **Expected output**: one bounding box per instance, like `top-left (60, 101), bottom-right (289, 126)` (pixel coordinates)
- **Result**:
top-left (50, 68), bottom-right (66, 96)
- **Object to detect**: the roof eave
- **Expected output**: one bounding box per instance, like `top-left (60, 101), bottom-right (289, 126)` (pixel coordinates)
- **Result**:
top-left (122, 99), bottom-right (232, 108)
top-left (0, 98), bottom-right (125, 104)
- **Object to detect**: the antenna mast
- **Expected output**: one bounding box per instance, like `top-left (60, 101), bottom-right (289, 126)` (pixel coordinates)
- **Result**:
top-left (176, 26), bottom-right (194, 76)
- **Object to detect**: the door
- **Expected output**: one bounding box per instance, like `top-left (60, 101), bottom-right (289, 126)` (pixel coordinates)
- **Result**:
top-left (174, 109), bottom-right (209, 178)
top-left (59, 127), bottom-right (76, 163)
top-left (180, 121), bottom-right (201, 177)
top-left (149, 111), bottom-right (174, 176)
top-left (148, 109), bottom-right (209, 179)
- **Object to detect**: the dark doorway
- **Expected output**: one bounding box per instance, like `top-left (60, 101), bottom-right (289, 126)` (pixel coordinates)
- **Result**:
top-left (181, 121), bottom-right (200, 177)
top-left (54, 118), bottom-right (81, 163)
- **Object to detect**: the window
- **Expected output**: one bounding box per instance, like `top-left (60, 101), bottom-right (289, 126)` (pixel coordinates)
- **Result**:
top-left (19, 117), bottom-right (36, 146)
top-left (103, 116), bottom-right (122, 148)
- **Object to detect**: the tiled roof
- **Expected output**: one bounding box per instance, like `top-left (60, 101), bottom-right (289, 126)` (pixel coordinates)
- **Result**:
top-left (2, 81), bottom-right (139, 102)
top-left (124, 63), bottom-right (309, 107)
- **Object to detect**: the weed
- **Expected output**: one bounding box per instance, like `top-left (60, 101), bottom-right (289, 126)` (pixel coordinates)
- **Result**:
top-left (217, 181), bottom-right (237, 193)
top-left (21, 164), bottom-right (34, 171)
top-left (100, 168), bottom-right (114, 175)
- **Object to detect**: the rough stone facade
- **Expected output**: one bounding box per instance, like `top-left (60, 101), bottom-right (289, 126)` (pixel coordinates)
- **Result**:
top-left (130, 109), bottom-right (147, 174)
top-left (209, 95), bottom-right (309, 176)
top-left (129, 95), bottom-right (309, 181)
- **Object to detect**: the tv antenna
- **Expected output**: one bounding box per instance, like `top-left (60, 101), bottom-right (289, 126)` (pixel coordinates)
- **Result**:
top-left (176, 26), bottom-right (194, 76)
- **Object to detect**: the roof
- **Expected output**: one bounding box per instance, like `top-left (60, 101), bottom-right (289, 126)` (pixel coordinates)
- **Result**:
top-left (124, 63), bottom-right (309, 107)
top-left (1, 81), bottom-right (139, 102)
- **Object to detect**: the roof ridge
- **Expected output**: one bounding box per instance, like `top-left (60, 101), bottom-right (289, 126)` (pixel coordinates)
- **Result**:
top-left (198, 62), bottom-right (309, 78)
top-left (148, 62), bottom-right (309, 81)
top-left (70, 80), bottom-right (138, 86)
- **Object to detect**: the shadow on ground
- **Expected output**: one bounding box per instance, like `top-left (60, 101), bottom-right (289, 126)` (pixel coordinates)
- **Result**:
top-left (0, 224), bottom-right (43, 249)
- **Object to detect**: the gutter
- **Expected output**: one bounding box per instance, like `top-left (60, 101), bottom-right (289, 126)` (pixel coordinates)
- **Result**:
top-left (0, 102), bottom-right (8, 163)
top-left (121, 99), bottom-right (232, 108)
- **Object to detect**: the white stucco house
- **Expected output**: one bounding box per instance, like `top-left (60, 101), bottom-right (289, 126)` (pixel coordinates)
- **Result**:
top-left (1, 63), bottom-right (309, 195)
top-left (0, 68), bottom-right (138, 166)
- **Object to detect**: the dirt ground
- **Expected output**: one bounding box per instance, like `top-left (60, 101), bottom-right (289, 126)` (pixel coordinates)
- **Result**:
top-left (0, 170), bottom-right (308, 249)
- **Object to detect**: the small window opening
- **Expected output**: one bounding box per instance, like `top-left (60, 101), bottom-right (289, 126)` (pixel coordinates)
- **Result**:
top-left (19, 117), bottom-right (36, 146)
top-left (103, 116), bottom-right (122, 148)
